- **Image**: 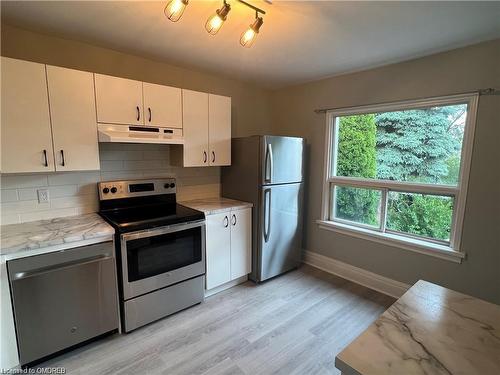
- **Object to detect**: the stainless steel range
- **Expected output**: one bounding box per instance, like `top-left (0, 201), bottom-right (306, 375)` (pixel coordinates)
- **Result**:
top-left (98, 178), bottom-right (206, 332)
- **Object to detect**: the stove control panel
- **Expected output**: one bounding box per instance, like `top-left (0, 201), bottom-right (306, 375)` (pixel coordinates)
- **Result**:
top-left (98, 178), bottom-right (176, 200)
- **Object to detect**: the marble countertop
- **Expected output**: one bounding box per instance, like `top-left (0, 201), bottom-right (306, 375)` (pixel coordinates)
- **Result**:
top-left (180, 197), bottom-right (253, 215)
top-left (335, 280), bottom-right (500, 375)
top-left (0, 213), bottom-right (114, 259)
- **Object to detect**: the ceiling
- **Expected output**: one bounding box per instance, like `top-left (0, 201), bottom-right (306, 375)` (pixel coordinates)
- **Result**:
top-left (2, 1), bottom-right (500, 89)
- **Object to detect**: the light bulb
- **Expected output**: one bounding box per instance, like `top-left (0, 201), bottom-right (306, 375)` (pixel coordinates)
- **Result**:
top-left (240, 16), bottom-right (263, 48)
top-left (164, 0), bottom-right (188, 22)
top-left (206, 14), bottom-right (224, 35)
top-left (205, 1), bottom-right (231, 35)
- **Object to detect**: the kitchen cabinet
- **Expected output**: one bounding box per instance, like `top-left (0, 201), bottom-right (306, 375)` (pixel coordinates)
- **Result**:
top-left (181, 89), bottom-right (210, 167)
top-left (230, 208), bottom-right (252, 279)
top-left (1, 57), bottom-right (54, 173)
top-left (94, 74), bottom-right (144, 126)
top-left (205, 207), bottom-right (252, 290)
top-left (94, 74), bottom-right (183, 129)
top-left (209, 94), bottom-right (231, 166)
top-left (143, 82), bottom-right (182, 128)
top-left (206, 212), bottom-right (232, 289)
top-left (46, 66), bottom-right (100, 171)
top-left (175, 90), bottom-right (231, 167)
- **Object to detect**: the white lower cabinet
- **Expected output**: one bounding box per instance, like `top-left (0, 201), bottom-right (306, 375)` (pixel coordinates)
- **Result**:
top-left (205, 208), bottom-right (252, 290)
top-left (230, 208), bottom-right (252, 279)
top-left (206, 212), bottom-right (232, 290)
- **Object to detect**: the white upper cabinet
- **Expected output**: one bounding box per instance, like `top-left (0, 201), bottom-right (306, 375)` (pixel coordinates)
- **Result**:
top-left (143, 82), bottom-right (182, 128)
top-left (46, 66), bottom-right (100, 171)
top-left (94, 74), bottom-right (144, 125)
top-left (208, 94), bottom-right (231, 166)
top-left (182, 89), bottom-right (209, 167)
top-left (1, 57), bottom-right (54, 173)
top-left (176, 90), bottom-right (231, 168)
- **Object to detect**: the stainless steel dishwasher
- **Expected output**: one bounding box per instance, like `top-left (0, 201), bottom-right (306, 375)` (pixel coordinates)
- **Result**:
top-left (7, 241), bottom-right (119, 366)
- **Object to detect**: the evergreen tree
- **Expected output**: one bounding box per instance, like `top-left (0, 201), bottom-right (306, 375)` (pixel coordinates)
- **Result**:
top-left (375, 104), bottom-right (465, 239)
top-left (335, 114), bottom-right (378, 225)
top-left (375, 105), bottom-right (465, 184)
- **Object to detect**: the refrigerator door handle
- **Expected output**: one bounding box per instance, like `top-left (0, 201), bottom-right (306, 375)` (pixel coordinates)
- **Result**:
top-left (264, 143), bottom-right (273, 183)
top-left (264, 188), bottom-right (272, 242)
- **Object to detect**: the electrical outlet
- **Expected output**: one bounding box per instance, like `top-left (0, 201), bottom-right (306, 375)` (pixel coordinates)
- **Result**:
top-left (37, 189), bottom-right (49, 204)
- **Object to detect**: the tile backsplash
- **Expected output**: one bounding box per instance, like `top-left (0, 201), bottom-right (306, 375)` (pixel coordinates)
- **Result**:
top-left (0, 143), bottom-right (220, 225)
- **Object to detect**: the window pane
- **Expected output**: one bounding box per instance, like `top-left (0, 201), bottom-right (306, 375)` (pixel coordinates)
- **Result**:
top-left (386, 192), bottom-right (454, 242)
top-left (333, 103), bottom-right (467, 185)
top-left (332, 185), bottom-right (381, 227)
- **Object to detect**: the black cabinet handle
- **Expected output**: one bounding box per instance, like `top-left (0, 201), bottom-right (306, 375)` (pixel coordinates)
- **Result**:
top-left (43, 150), bottom-right (48, 167)
top-left (203, 151), bottom-right (207, 163)
top-left (148, 107), bottom-right (152, 122)
top-left (212, 151), bottom-right (215, 163)
top-left (136, 106), bottom-right (140, 122)
top-left (224, 216), bottom-right (229, 228)
top-left (60, 150), bottom-right (65, 167)
top-left (231, 214), bottom-right (236, 226)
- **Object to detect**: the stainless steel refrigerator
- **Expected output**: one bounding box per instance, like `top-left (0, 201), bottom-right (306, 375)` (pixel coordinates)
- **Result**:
top-left (222, 135), bottom-right (304, 282)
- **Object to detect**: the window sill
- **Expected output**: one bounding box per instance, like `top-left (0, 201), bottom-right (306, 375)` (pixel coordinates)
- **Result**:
top-left (316, 220), bottom-right (465, 263)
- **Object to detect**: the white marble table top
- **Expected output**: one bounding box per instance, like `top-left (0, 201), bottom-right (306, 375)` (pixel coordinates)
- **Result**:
top-left (336, 280), bottom-right (500, 375)
top-left (180, 197), bottom-right (253, 215)
top-left (0, 213), bottom-right (114, 257)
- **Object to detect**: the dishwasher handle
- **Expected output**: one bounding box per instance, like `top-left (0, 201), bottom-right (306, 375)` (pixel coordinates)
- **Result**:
top-left (12, 254), bottom-right (113, 281)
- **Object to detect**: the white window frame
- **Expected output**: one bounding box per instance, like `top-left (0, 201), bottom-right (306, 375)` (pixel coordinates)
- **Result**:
top-left (317, 93), bottom-right (479, 263)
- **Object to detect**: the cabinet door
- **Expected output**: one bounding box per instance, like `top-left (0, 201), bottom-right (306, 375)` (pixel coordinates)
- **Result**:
top-left (182, 89), bottom-right (209, 167)
top-left (94, 73), bottom-right (144, 125)
top-left (230, 208), bottom-right (252, 279)
top-left (206, 212), bottom-right (231, 290)
top-left (208, 94), bottom-right (231, 166)
top-left (143, 82), bottom-right (182, 128)
top-left (1, 57), bottom-right (54, 173)
top-left (47, 66), bottom-right (100, 171)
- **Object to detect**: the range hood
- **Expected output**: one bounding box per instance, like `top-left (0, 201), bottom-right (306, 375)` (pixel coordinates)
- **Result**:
top-left (98, 124), bottom-right (184, 144)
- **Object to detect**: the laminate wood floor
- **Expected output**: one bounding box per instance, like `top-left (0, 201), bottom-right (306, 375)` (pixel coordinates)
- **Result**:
top-left (37, 265), bottom-right (395, 375)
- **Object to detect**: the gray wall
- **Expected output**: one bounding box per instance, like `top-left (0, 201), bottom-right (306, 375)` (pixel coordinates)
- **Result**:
top-left (269, 39), bottom-right (500, 304)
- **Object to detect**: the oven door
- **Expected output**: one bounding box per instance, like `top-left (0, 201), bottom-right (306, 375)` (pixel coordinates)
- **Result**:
top-left (120, 220), bottom-right (205, 300)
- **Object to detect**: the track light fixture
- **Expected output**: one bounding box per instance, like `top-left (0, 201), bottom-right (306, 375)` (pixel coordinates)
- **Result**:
top-left (205, 1), bottom-right (231, 35)
top-left (240, 12), bottom-right (263, 48)
top-left (164, 0), bottom-right (189, 22)
top-left (164, 0), bottom-right (266, 48)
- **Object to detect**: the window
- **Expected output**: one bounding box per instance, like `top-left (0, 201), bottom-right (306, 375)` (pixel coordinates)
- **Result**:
top-left (319, 94), bottom-right (478, 262)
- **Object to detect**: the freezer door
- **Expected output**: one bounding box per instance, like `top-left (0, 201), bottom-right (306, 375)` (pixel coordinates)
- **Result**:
top-left (256, 182), bottom-right (304, 281)
top-left (261, 136), bottom-right (304, 185)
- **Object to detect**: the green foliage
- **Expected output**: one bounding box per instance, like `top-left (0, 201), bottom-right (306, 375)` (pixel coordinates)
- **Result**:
top-left (337, 114), bottom-right (376, 179)
top-left (335, 105), bottom-right (465, 240)
top-left (386, 193), bottom-right (453, 241)
top-left (335, 115), bottom-right (378, 225)
top-left (335, 186), bottom-right (379, 226)
top-left (375, 105), bottom-right (465, 184)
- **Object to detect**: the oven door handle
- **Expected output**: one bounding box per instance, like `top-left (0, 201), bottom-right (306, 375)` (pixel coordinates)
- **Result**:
top-left (121, 219), bottom-right (205, 242)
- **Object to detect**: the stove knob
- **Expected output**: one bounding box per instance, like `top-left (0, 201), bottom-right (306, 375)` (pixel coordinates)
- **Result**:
top-left (102, 187), bottom-right (110, 194)
top-left (170, 183), bottom-right (176, 188)
top-left (110, 187), bottom-right (118, 194)
top-left (164, 183), bottom-right (170, 189)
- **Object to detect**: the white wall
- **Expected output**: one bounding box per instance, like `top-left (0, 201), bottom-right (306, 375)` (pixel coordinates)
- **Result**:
top-left (0, 143), bottom-right (220, 225)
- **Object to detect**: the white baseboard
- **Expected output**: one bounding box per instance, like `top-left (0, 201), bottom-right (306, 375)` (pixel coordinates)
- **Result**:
top-left (303, 250), bottom-right (410, 298)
